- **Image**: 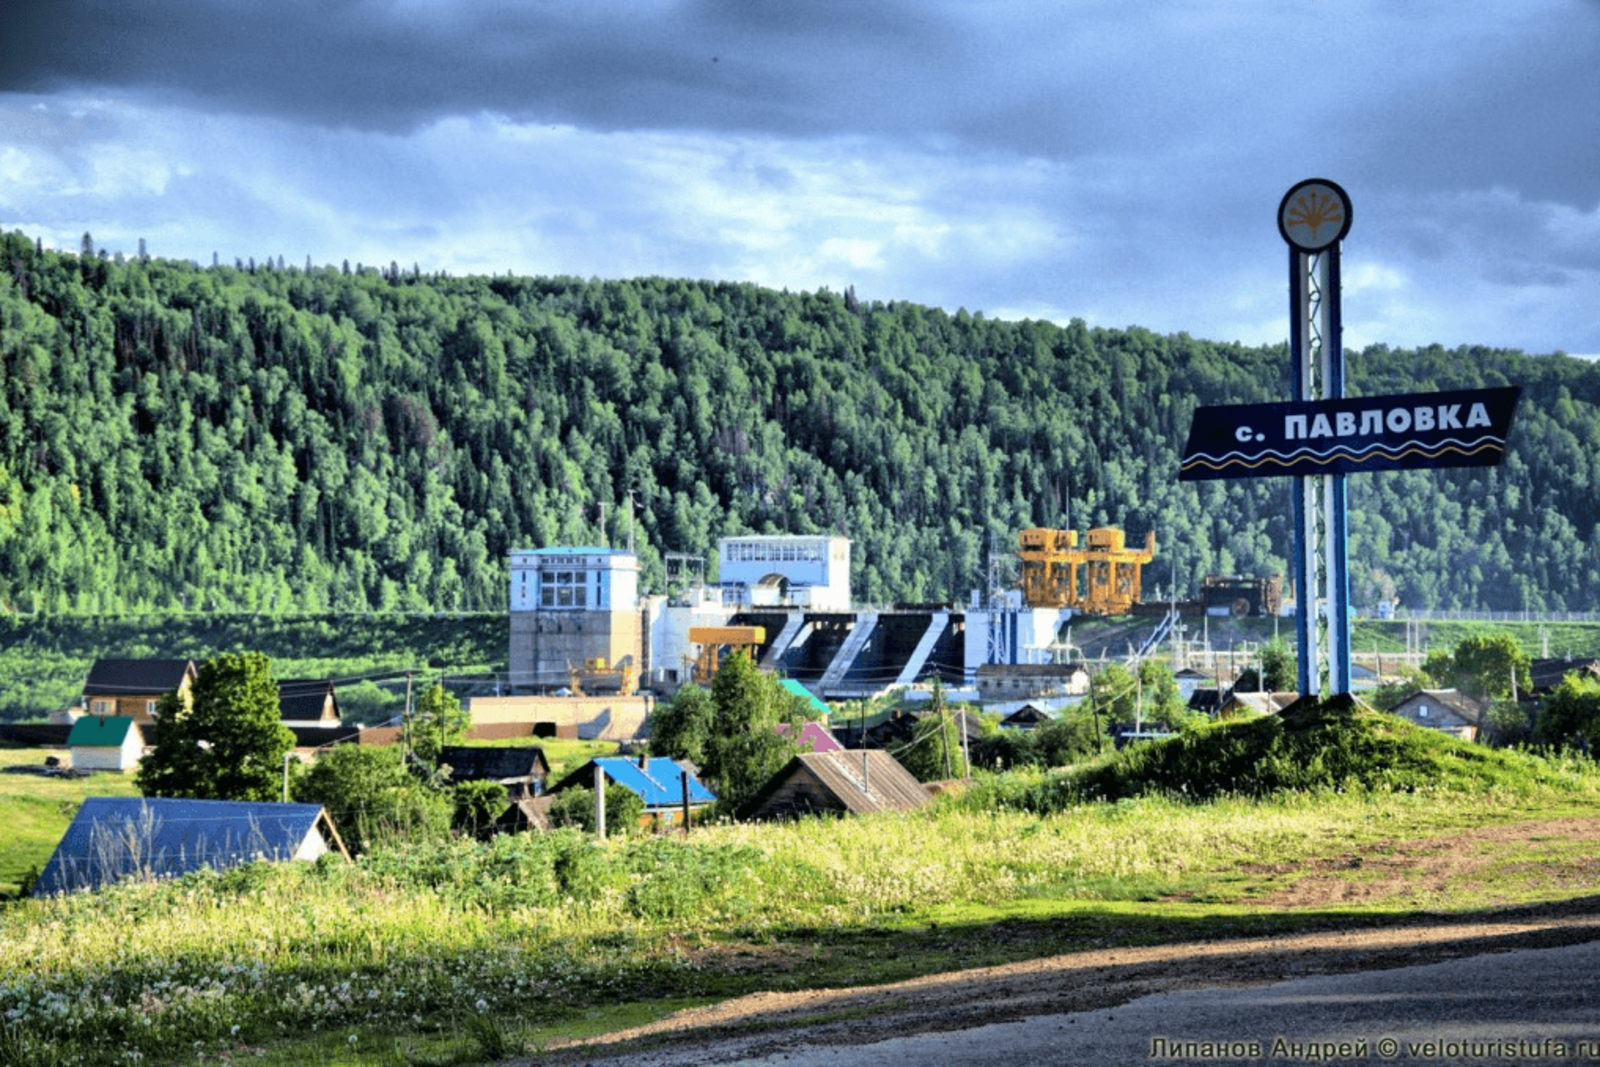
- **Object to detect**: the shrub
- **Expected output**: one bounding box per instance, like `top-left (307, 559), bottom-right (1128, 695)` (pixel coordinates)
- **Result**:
top-left (547, 783), bottom-right (646, 835)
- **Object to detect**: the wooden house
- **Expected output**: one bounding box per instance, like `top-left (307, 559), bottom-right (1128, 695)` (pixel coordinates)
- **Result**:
top-left (82, 659), bottom-right (197, 724)
top-left (737, 749), bottom-right (932, 821)
top-left (33, 797), bottom-right (347, 896)
top-left (277, 679), bottom-right (342, 727)
top-left (1385, 689), bottom-right (1484, 741)
top-left (436, 745), bottom-right (551, 798)
top-left (1530, 658), bottom-right (1600, 696)
top-left (1217, 691), bottom-right (1298, 719)
top-left (66, 716), bottom-right (145, 772)
top-left (999, 704), bottom-right (1055, 730)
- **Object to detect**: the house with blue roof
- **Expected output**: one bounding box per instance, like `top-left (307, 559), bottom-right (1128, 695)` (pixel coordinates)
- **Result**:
top-left (548, 756), bottom-right (715, 829)
top-left (33, 797), bottom-right (346, 896)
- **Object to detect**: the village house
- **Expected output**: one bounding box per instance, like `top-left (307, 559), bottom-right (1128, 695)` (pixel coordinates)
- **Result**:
top-left (81, 659), bottom-right (197, 725)
top-left (33, 797), bottom-right (346, 896)
top-left (548, 755), bottom-right (716, 830)
top-left (1385, 689), bottom-right (1484, 741)
top-left (436, 745), bottom-right (551, 799)
top-left (737, 749), bottom-right (932, 821)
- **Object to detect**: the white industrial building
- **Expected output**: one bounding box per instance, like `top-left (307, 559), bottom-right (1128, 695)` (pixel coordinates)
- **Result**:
top-left (716, 535), bottom-right (851, 611)
top-left (512, 534), bottom-right (1076, 700)
top-left (508, 547), bottom-right (642, 690)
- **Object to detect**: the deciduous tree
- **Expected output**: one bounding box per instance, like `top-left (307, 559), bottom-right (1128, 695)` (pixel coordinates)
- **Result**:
top-left (136, 652), bottom-right (294, 802)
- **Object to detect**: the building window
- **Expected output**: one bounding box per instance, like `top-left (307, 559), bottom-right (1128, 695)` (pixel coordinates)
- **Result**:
top-left (539, 569), bottom-right (589, 609)
top-left (91, 699), bottom-right (112, 715)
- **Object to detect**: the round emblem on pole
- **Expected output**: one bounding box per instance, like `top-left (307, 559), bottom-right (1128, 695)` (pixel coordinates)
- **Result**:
top-left (1278, 179), bottom-right (1352, 253)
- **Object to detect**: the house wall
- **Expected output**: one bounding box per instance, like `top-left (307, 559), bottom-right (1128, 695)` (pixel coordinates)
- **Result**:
top-left (85, 681), bottom-right (192, 725)
top-left (755, 766), bottom-right (841, 816)
top-left (71, 740), bottom-right (140, 772)
top-left (291, 829), bottom-right (329, 863)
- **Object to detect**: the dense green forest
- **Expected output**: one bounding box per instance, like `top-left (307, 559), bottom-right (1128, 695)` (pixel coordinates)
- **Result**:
top-left (3, 230), bottom-right (1598, 616)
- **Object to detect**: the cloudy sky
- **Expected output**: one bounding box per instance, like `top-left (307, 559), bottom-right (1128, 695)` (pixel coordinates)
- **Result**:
top-left (3, 0), bottom-right (1598, 357)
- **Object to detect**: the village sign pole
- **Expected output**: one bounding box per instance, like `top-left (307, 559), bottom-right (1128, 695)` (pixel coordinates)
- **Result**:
top-left (1180, 179), bottom-right (1521, 700)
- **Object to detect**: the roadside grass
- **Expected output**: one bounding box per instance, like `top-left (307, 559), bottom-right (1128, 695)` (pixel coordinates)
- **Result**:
top-left (6, 705), bottom-right (1600, 1065)
top-left (0, 747), bottom-right (140, 896)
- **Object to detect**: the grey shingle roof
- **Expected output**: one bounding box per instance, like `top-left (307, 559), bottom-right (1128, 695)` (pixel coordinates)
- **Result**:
top-left (83, 659), bottom-right (195, 697)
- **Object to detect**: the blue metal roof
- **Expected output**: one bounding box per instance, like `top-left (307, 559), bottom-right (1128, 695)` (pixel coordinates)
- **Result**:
top-left (33, 797), bottom-right (327, 896)
top-left (589, 757), bottom-right (716, 807)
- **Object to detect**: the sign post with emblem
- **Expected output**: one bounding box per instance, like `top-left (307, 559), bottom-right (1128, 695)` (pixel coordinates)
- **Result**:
top-left (1283, 178), bottom-right (1353, 697)
top-left (1180, 180), bottom-right (1519, 699)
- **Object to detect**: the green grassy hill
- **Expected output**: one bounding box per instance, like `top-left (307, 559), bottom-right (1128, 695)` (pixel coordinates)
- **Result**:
top-left (966, 694), bottom-right (1600, 813)
top-left (0, 612), bottom-right (507, 722)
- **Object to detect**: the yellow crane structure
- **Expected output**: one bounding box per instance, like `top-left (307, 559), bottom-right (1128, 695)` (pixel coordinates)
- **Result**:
top-left (1017, 527), bottom-right (1156, 615)
top-left (686, 625), bottom-right (767, 683)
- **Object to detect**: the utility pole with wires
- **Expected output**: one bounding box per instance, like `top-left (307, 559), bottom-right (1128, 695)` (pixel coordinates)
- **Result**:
top-left (402, 670), bottom-right (414, 767)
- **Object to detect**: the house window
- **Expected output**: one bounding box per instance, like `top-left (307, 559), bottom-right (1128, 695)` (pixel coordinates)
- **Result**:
top-left (1419, 706), bottom-right (1430, 718)
top-left (146, 700), bottom-right (158, 716)
top-left (90, 699), bottom-right (112, 715)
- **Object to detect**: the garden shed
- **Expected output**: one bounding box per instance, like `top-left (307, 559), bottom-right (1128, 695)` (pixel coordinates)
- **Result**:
top-left (66, 715), bottom-right (145, 772)
top-left (33, 797), bottom-right (346, 896)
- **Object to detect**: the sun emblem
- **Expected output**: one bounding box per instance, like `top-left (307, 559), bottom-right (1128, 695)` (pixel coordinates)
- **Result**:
top-left (1278, 179), bottom-right (1352, 252)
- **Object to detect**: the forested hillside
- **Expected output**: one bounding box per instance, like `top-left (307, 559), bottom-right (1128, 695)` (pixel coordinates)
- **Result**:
top-left (3, 231), bottom-right (1598, 614)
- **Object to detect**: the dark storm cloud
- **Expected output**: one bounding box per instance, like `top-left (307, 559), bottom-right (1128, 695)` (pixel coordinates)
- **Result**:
top-left (0, 0), bottom-right (958, 135)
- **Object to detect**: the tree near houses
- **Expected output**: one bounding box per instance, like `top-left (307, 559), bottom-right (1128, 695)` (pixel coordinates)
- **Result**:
top-left (136, 652), bottom-right (295, 802)
top-left (1423, 633), bottom-right (1533, 703)
top-left (408, 682), bottom-right (469, 766)
top-left (699, 650), bottom-right (807, 812)
top-left (1535, 672), bottom-right (1600, 751)
top-left (649, 684), bottom-right (714, 766)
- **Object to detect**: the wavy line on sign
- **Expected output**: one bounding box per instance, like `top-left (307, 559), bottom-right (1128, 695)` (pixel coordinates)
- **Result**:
top-left (1181, 439), bottom-right (1507, 473)
top-left (1181, 434), bottom-right (1506, 470)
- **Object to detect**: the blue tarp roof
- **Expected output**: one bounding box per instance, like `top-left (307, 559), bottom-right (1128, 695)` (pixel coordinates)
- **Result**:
top-left (585, 757), bottom-right (715, 807)
top-left (33, 797), bottom-right (327, 897)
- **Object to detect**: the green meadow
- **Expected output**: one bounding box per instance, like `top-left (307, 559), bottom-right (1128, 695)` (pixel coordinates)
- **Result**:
top-left (5, 704), bottom-right (1600, 1066)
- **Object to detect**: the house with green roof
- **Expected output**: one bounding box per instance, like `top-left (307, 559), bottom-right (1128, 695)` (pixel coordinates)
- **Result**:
top-left (67, 715), bottom-right (145, 773)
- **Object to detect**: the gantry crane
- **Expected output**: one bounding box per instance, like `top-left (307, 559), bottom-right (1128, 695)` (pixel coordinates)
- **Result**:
top-left (1017, 527), bottom-right (1156, 615)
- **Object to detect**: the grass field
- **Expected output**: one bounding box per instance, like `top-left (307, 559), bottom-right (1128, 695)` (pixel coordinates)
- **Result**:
top-left (5, 703), bottom-right (1600, 1066)
top-left (0, 747), bottom-right (141, 897)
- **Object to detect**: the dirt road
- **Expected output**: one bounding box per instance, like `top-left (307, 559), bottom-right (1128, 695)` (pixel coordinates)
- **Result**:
top-left (525, 819), bottom-right (1600, 1065)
